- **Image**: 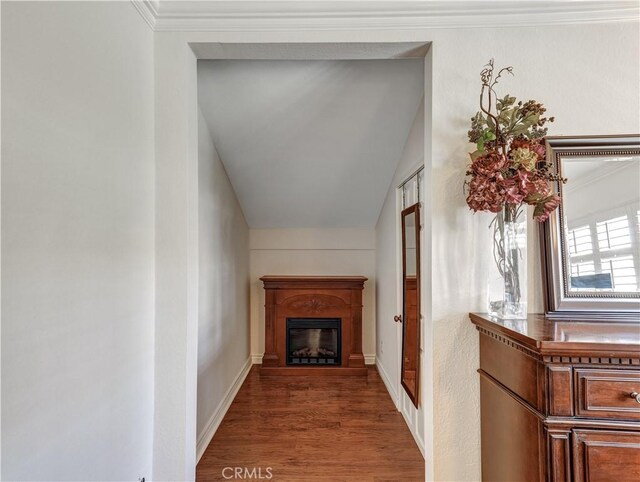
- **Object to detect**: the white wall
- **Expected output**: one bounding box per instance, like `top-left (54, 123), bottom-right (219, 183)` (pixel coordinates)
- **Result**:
top-left (249, 229), bottom-right (376, 361)
top-left (1, 2), bottom-right (154, 480)
top-left (144, 17), bottom-right (640, 482)
top-left (375, 99), bottom-right (425, 454)
top-left (428, 23), bottom-right (640, 481)
top-left (196, 110), bottom-right (250, 457)
top-left (152, 30), bottom-right (201, 481)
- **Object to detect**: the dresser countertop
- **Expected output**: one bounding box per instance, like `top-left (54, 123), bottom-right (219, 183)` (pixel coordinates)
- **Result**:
top-left (470, 312), bottom-right (640, 358)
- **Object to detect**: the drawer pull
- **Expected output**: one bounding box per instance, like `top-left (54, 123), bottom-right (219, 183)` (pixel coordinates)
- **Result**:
top-left (631, 392), bottom-right (640, 403)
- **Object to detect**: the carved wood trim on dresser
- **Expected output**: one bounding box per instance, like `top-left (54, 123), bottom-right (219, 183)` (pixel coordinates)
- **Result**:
top-left (470, 313), bottom-right (640, 482)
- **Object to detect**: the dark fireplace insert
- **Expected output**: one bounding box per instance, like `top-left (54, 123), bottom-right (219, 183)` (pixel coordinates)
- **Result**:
top-left (286, 318), bottom-right (341, 366)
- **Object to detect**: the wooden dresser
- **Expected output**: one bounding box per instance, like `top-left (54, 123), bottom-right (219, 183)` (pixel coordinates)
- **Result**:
top-left (470, 313), bottom-right (640, 482)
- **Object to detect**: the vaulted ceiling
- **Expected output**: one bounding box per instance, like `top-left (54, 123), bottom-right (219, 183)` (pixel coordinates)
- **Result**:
top-left (198, 59), bottom-right (424, 228)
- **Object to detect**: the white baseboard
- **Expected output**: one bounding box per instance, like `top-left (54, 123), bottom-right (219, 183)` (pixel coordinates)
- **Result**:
top-left (416, 428), bottom-right (425, 457)
top-left (401, 401), bottom-right (426, 457)
top-left (376, 359), bottom-right (398, 408)
top-left (376, 359), bottom-right (425, 455)
top-left (196, 357), bottom-right (253, 463)
top-left (251, 353), bottom-right (263, 364)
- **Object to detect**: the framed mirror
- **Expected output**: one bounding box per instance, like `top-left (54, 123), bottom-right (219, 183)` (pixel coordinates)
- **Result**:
top-left (401, 203), bottom-right (420, 407)
top-left (541, 135), bottom-right (640, 320)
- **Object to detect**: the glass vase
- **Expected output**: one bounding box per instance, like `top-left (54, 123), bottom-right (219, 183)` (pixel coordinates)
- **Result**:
top-left (488, 204), bottom-right (527, 319)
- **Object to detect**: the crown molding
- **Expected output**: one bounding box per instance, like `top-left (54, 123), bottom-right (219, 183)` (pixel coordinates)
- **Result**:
top-left (131, 0), bottom-right (157, 30)
top-left (131, 1), bottom-right (640, 32)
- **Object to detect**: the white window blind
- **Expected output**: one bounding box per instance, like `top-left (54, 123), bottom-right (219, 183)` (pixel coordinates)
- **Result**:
top-left (570, 260), bottom-right (595, 277)
top-left (597, 215), bottom-right (632, 251)
top-left (567, 204), bottom-right (640, 292)
top-left (601, 255), bottom-right (637, 291)
top-left (568, 225), bottom-right (593, 255)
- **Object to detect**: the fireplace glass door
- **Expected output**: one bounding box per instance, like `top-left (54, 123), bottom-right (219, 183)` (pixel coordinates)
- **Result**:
top-left (286, 318), bottom-right (341, 366)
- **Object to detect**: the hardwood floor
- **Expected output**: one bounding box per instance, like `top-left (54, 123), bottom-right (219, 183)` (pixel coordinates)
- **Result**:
top-left (197, 366), bottom-right (425, 482)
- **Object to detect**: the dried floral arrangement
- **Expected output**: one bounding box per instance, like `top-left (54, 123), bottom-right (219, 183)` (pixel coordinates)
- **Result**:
top-left (465, 59), bottom-right (566, 223)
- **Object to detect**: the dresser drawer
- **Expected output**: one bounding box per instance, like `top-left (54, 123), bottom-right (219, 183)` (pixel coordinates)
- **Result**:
top-left (573, 430), bottom-right (640, 482)
top-left (575, 369), bottom-right (640, 420)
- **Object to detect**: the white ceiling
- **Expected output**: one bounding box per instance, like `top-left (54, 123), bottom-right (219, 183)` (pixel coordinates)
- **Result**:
top-left (198, 59), bottom-right (424, 228)
top-left (564, 156), bottom-right (640, 191)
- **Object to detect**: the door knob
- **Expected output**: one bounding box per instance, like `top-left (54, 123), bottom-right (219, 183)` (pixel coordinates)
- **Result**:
top-left (394, 315), bottom-right (403, 323)
top-left (631, 392), bottom-right (640, 403)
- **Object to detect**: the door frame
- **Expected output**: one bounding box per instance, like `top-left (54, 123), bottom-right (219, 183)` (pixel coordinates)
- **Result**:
top-left (152, 37), bottom-right (434, 481)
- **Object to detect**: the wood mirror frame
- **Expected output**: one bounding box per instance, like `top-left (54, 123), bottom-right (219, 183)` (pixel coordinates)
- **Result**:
top-left (401, 203), bottom-right (420, 407)
top-left (541, 135), bottom-right (640, 320)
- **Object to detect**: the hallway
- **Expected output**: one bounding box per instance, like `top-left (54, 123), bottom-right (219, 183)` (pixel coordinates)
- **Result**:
top-left (197, 367), bottom-right (425, 481)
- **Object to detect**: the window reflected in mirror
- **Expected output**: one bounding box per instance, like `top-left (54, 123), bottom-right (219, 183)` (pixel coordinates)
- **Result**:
top-left (562, 154), bottom-right (640, 294)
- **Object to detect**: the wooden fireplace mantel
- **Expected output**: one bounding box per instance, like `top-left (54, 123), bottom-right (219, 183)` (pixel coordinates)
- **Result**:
top-left (260, 276), bottom-right (368, 376)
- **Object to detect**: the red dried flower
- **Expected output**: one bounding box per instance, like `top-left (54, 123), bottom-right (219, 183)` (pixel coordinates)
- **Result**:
top-left (471, 152), bottom-right (509, 177)
top-left (529, 139), bottom-right (546, 160)
top-left (533, 194), bottom-right (562, 222)
top-left (497, 175), bottom-right (524, 204)
top-left (466, 175), bottom-right (505, 213)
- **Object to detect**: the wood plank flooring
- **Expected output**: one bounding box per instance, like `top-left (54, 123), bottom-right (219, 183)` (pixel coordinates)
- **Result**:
top-left (197, 366), bottom-right (425, 482)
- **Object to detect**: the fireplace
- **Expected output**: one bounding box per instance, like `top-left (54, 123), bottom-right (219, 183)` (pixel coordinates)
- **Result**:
top-left (260, 276), bottom-right (367, 376)
top-left (286, 318), bottom-right (341, 366)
